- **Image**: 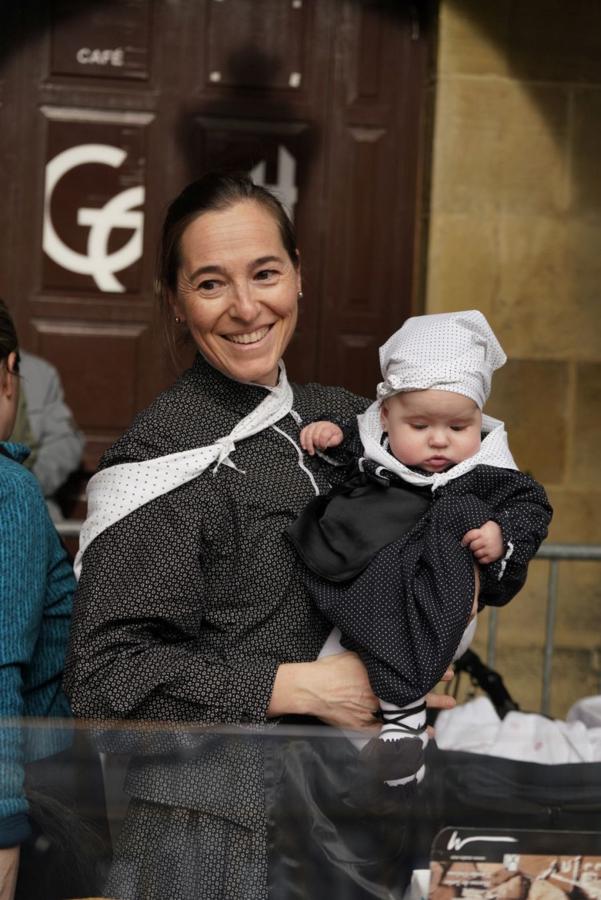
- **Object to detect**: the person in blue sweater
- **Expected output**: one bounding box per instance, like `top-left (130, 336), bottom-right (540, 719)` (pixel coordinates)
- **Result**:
top-left (0, 298), bottom-right (76, 900)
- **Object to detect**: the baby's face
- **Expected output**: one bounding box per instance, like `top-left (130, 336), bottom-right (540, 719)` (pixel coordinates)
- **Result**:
top-left (380, 389), bottom-right (482, 473)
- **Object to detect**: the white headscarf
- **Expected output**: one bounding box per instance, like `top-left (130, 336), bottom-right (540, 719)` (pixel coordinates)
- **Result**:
top-left (377, 310), bottom-right (506, 408)
top-left (357, 311), bottom-right (516, 490)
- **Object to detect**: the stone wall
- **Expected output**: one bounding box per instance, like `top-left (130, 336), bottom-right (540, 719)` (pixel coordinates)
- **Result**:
top-left (425, 0), bottom-right (601, 716)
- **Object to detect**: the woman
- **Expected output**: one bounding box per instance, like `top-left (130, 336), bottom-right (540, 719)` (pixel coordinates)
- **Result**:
top-left (0, 299), bottom-right (102, 900)
top-left (64, 174), bottom-right (455, 899)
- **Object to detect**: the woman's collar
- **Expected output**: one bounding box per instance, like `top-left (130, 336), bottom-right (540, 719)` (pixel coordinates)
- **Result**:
top-left (0, 440), bottom-right (31, 463)
top-left (189, 354), bottom-right (288, 413)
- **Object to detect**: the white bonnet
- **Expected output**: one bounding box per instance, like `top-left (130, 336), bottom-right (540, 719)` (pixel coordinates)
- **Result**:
top-left (377, 310), bottom-right (506, 409)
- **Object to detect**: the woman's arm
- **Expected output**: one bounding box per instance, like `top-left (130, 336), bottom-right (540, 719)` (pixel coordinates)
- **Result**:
top-left (0, 472), bottom-right (52, 870)
top-left (267, 651), bottom-right (380, 729)
top-left (267, 653), bottom-right (457, 729)
top-left (64, 489), bottom-right (281, 731)
top-left (0, 847), bottom-right (19, 900)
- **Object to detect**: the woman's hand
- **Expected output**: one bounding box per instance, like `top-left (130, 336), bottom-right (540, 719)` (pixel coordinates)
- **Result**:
top-left (268, 651), bottom-right (380, 732)
top-left (0, 847), bottom-right (19, 900)
top-left (268, 656), bottom-right (457, 731)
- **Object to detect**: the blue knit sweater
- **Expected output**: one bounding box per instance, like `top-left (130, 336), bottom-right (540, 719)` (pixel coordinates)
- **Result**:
top-left (0, 442), bottom-right (73, 847)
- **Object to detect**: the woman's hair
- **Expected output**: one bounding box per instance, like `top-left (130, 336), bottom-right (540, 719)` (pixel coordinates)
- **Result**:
top-left (0, 297), bottom-right (20, 373)
top-left (155, 172), bottom-right (298, 365)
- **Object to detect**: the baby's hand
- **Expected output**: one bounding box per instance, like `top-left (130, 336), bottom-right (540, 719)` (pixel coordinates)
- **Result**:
top-left (300, 421), bottom-right (344, 456)
top-left (462, 520), bottom-right (504, 565)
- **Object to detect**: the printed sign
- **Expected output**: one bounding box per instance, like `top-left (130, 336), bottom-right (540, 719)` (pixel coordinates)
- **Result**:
top-left (50, 0), bottom-right (150, 80)
top-left (42, 117), bottom-right (147, 294)
top-left (429, 828), bottom-right (601, 900)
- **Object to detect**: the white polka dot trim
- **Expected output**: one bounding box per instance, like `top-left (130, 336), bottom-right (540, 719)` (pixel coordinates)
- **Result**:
top-left (357, 402), bottom-right (517, 491)
top-left (75, 361), bottom-right (294, 578)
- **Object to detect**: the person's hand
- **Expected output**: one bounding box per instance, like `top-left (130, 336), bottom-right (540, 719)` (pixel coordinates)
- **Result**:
top-left (268, 651), bottom-right (380, 732)
top-left (300, 421), bottom-right (344, 456)
top-left (425, 667), bottom-right (456, 735)
top-left (462, 520), bottom-right (504, 565)
top-left (0, 846), bottom-right (19, 900)
top-left (425, 667), bottom-right (455, 712)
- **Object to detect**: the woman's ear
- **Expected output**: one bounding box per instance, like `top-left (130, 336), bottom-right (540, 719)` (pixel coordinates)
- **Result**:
top-left (0, 353), bottom-right (18, 397)
top-left (6, 352), bottom-right (18, 377)
top-left (167, 290), bottom-right (185, 324)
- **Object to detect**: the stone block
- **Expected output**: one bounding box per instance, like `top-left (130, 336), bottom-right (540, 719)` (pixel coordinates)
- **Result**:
top-left (493, 216), bottom-right (601, 361)
top-left (571, 363), bottom-right (601, 486)
top-left (483, 564), bottom-right (548, 647)
top-left (571, 91), bottom-right (601, 214)
top-left (485, 359), bottom-right (568, 484)
top-left (439, 1), bottom-right (601, 85)
top-left (547, 488), bottom-right (601, 543)
top-left (566, 223), bottom-right (601, 349)
top-left (438, 0), bottom-right (511, 77)
top-left (430, 79), bottom-right (500, 215)
top-left (553, 561), bottom-right (601, 649)
top-left (431, 80), bottom-right (569, 215)
top-left (425, 213), bottom-right (498, 317)
top-left (495, 215), bottom-right (568, 356)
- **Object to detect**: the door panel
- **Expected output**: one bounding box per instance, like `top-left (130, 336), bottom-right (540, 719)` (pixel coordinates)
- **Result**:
top-left (0, 0), bottom-right (432, 477)
top-left (205, 0), bottom-right (312, 93)
top-left (50, 0), bottom-right (151, 81)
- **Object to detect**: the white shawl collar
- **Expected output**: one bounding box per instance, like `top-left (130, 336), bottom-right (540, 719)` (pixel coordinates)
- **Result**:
top-left (357, 400), bottom-right (517, 492)
top-left (75, 361), bottom-right (294, 578)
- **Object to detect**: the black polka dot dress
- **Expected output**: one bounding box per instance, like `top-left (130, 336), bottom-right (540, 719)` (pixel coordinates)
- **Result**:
top-left (63, 354), bottom-right (368, 900)
top-left (298, 455), bottom-right (553, 707)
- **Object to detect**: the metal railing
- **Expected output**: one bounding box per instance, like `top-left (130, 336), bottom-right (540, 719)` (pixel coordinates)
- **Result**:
top-left (486, 543), bottom-right (601, 716)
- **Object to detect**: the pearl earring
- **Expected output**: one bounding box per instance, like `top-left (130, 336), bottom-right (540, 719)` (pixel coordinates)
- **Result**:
top-left (175, 316), bottom-right (182, 324)
top-left (297, 291), bottom-right (304, 301)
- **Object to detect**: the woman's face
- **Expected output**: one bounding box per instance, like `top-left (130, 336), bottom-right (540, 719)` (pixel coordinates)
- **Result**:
top-left (171, 200), bottom-right (301, 386)
top-left (0, 352), bottom-right (19, 442)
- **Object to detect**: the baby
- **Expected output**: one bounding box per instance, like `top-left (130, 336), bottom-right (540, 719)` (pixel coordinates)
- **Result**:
top-left (287, 311), bottom-right (552, 788)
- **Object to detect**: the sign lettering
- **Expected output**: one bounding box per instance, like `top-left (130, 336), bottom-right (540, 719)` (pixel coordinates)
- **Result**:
top-left (251, 146), bottom-right (298, 220)
top-left (43, 143), bottom-right (145, 293)
top-left (446, 830), bottom-right (518, 853)
top-left (76, 47), bottom-right (125, 67)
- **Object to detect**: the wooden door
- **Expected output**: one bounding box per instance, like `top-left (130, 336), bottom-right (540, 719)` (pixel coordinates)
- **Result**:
top-left (0, 0), bottom-right (433, 476)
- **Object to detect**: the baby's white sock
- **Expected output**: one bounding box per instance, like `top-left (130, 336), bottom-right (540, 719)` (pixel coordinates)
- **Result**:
top-left (379, 698), bottom-right (428, 786)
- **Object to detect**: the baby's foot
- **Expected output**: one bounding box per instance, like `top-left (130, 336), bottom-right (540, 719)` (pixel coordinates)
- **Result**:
top-left (378, 700), bottom-right (428, 787)
top-left (359, 735), bottom-right (425, 784)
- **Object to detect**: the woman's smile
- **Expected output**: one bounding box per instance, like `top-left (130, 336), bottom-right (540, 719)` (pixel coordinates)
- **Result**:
top-left (224, 325), bottom-right (273, 345)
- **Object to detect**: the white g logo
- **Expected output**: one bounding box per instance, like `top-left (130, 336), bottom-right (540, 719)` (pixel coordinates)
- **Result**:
top-left (43, 144), bottom-right (145, 293)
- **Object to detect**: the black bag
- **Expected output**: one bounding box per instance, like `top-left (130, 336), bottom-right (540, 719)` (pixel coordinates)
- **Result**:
top-left (411, 742), bottom-right (601, 868)
top-left (411, 647), bottom-right (601, 863)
